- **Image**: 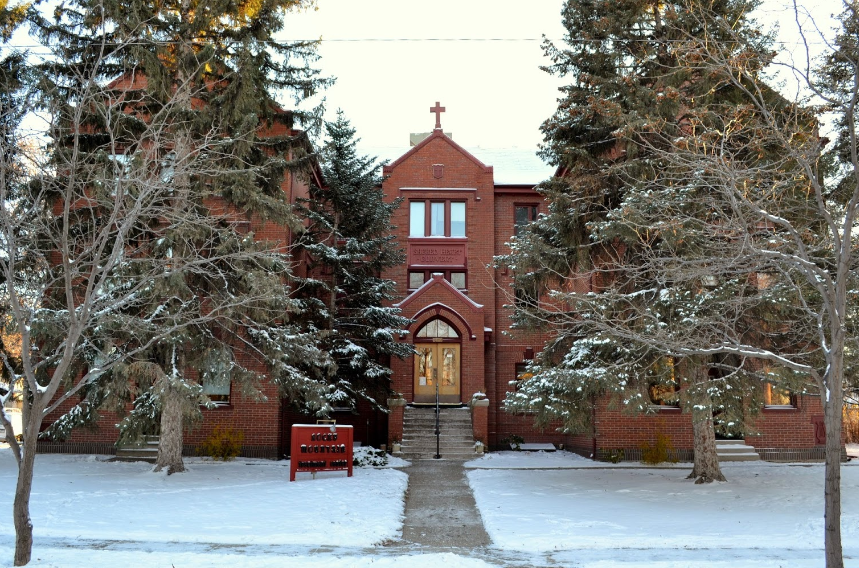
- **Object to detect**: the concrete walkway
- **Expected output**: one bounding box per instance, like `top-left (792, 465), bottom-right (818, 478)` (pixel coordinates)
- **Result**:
top-left (400, 459), bottom-right (490, 548)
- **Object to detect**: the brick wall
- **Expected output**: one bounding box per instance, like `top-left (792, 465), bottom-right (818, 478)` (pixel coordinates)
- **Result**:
top-left (744, 394), bottom-right (828, 457)
top-left (39, 151), bottom-right (309, 461)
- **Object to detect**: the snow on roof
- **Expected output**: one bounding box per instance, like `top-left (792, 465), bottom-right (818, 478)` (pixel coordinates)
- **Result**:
top-left (470, 147), bottom-right (555, 186)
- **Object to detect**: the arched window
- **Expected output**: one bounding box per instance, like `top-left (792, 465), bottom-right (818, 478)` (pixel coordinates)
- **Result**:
top-left (416, 318), bottom-right (460, 339)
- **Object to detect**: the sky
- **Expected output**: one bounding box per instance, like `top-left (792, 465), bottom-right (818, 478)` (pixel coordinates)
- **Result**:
top-left (281, 0), bottom-right (567, 153)
top-left (282, 0), bottom-right (847, 156)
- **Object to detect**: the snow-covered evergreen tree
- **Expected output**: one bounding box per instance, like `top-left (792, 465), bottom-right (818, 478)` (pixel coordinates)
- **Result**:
top-left (0, 0), bottom-right (28, 405)
top-left (292, 111), bottom-right (412, 411)
top-left (504, 1), bottom-right (859, 565)
top-left (27, 0), bottom-right (336, 476)
top-left (498, 0), bottom-right (798, 484)
top-left (1, 0), bottom-right (333, 563)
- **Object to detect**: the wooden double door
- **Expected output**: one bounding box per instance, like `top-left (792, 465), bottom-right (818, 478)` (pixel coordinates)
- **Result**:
top-left (413, 342), bottom-right (461, 404)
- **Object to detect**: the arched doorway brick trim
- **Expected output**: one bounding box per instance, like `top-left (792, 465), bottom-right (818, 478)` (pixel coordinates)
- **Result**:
top-left (410, 303), bottom-right (477, 341)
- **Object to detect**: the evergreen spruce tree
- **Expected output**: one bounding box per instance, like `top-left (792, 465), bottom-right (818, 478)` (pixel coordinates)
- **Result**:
top-left (27, 0), bottom-right (334, 474)
top-left (1, 0), bottom-right (333, 563)
top-left (0, 0), bottom-right (29, 430)
top-left (498, 0), bottom-right (792, 483)
top-left (292, 111), bottom-right (412, 411)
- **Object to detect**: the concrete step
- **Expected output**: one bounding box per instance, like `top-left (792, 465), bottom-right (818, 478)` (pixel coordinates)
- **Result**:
top-left (403, 415), bottom-right (472, 424)
top-left (403, 439), bottom-right (475, 448)
top-left (402, 436), bottom-right (475, 445)
top-left (400, 407), bottom-right (476, 460)
top-left (404, 435), bottom-right (472, 442)
top-left (717, 446), bottom-right (759, 454)
top-left (717, 452), bottom-right (762, 462)
top-left (114, 436), bottom-right (160, 463)
top-left (403, 421), bottom-right (472, 428)
top-left (715, 441), bottom-right (760, 461)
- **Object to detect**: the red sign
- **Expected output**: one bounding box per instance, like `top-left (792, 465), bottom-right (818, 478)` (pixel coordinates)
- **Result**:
top-left (408, 242), bottom-right (466, 267)
top-left (289, 424), bottom-right (354, 481)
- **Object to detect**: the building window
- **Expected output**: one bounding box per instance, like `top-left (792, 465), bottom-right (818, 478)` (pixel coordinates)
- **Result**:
top-left (408, 270), bottom-right (467, 290)
top-left (201, 347), bottom-right (231, 405)
top-left (416, 318), bottom-right (460, 339)
top-left (409, 271), bottom-right (426, 289)
top-left (514, 276), bottom-right (539, 307)
top-left (430, 202), bottom-right (445, 236)
top-left (202, 374), bottom-right (231, 405)
top-left (410, 200), bottom-right (466, 237)
top-left (764, 383), bottom-right (795, 407)
top-left (648, 357), bottom-right (680, 407)
top-left (450, 202), bottom-right (466, 237)
top-left (449, 271), bottom-right (466, 289)
top-left (514, 205), bottom-right (538, 236)
top-left (513, 362), bottom-right (532, 389)
top-left (410, 201), bottom-right (425, 236)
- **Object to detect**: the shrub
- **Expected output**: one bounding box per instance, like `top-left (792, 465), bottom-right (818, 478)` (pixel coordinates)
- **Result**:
top-left (353, 446), bottom-right (389, 467)
top-left (640, 432), bottom-right (677, 465)
top-left (501, 434), bottom-right (524, 450)
top-left (603, 448), bottom-right (625, 463)
top-left (198, 426), bottom-right (244, 461)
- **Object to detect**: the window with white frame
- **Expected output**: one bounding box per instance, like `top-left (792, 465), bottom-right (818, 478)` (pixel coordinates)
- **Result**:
top-left (409, 200), bottom-right (466, 237)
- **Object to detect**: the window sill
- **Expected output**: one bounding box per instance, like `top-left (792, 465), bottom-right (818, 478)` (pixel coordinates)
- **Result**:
top-left (203, 402), bottom-right (232, 410)
top-left (407, 236), bottom-right (468, 241)
top-left (763, 405), bottom-right (798, 411)
top-left (648, 405), bottom-right (681, 412)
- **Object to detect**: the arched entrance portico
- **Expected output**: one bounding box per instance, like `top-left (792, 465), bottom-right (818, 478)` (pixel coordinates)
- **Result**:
top-left (413, 318), bottom-right (461, 404)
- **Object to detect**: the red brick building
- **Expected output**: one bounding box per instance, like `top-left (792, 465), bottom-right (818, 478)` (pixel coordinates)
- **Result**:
top-left (377, 108), bottom-right (830, 462)
top-left (38, 104), bottom-right (831, 462)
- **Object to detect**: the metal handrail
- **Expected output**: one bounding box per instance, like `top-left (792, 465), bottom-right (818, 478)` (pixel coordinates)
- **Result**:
top-left (434, 373), bottom-right (441, 459)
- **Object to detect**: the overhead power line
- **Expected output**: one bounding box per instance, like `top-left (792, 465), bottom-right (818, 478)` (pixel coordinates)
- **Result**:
top-left (0, 35), bottom-right (834, 48)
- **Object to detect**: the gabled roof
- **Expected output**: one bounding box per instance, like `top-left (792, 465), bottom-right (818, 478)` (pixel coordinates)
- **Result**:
top-left (382, 130), bottom-right (493, 176)
top-left (395, 273), bottom-right (484, 313)
top-left (371, 140), bottom-right (553, 186)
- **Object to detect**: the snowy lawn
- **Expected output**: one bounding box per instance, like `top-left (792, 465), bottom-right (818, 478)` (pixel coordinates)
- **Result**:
top-left (3, 447), bottom-right (859, 567)
top-left (466, 451), bottom-right (859, 557)
top-left (0, 452), bottom-right (406, 547)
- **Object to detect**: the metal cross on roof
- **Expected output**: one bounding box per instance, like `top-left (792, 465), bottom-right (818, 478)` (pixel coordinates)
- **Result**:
top-left (430, 101), bottom-right (445, 130)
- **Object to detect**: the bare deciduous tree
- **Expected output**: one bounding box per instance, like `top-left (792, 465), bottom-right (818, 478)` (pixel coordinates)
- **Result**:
top-left (0, 41), bottom-right (329, 568)
top-left (504, 2), bottom-right (857, 567)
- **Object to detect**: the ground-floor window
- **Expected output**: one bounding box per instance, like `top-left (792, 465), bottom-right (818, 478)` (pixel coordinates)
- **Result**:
top-left (648, 357), bottom-right (679, 407)
top-left (203, 375), bottom-right (231, 405)
top-left (763, 383), bottom-right (795, 407)
top-left (513, 362), bottom-right (531, 390)
top-left (409, 270), bottom-right (467, 291)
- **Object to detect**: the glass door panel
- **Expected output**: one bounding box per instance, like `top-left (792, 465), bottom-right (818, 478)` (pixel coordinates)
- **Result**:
top-left (414, 343), bottom-right (460, 403)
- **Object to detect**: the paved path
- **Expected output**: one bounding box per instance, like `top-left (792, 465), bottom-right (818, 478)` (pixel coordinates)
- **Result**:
top-left (399, 458), bottom-right (490, 548)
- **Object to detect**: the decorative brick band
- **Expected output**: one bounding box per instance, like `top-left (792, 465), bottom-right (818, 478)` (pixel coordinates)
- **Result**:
top-left (592, 446), bottom-right (843, 463)
top-left (597, 447), bottom-right (694, 463)
top-left (36, 441), bottom-right (280, 460)
top-left (754, 447), bottom-right (844, 462)
top-left (37, 441), bottom-right (116, 455)
top-left (183, 444), bottom-right (279, 460)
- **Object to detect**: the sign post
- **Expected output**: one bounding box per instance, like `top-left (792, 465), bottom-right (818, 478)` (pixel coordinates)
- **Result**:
top-left (289, 424), bottom-right (354, 482)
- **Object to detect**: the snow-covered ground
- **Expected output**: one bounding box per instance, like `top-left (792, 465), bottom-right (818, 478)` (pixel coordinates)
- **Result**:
top-left (1, 447), bottom-right (858, 567)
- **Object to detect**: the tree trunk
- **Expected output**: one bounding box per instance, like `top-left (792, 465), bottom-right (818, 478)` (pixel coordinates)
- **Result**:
top-left (686, 365), bottom-right (726, 484)
top-left (823, 348), bottom-right (844, 568)
top-left (154, 381), bottom-right (185, 475)
top-left (13, 406), bottom-right (41, 566)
